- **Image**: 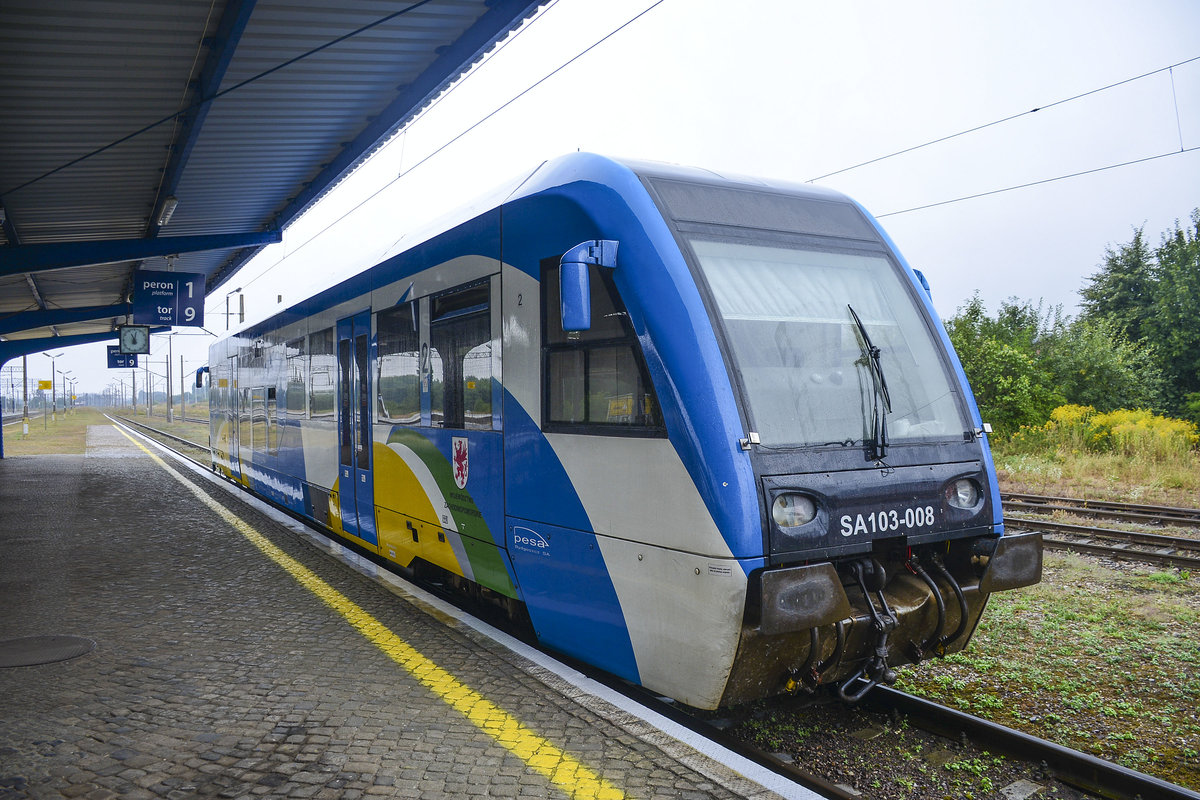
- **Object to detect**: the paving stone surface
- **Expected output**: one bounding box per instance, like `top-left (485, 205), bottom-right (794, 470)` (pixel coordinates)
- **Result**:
top-left (0, 426), bottom-right (787, 799)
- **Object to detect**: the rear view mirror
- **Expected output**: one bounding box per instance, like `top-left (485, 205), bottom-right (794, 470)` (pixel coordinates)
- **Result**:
top-left (913, 268), bottom-right (932, 299)
top-left (559, 240), bottom-right (618, 332)
top-left (195, 365), bottom-right (209, 389)
top-left (560, 260), bottom-right (591, 331)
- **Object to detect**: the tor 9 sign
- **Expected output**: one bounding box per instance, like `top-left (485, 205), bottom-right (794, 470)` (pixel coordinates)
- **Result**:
top-left (132, 269), bottom-right (205, 327)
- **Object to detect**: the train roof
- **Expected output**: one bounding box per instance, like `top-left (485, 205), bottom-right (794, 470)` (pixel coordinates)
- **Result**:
top-left (516, 152), bottom-right (853, 206)
top-left (221, 152), bottom-right (877, 342)
top-left (372, 153), bottom-right (865, 265)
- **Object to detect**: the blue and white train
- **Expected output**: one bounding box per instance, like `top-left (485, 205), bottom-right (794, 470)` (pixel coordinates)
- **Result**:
top-left (206, 153), bottom-right (1041, 709)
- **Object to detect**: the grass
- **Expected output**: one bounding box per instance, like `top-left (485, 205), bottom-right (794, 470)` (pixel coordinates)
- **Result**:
top-left (2, 407), bottom-right (110, 455)
top-left (895, 552), bottom-right (1200, 789)
top-left (3, 406), bottom-right (210, 456)
top-left (994, 448), bottom-right (1200, 508)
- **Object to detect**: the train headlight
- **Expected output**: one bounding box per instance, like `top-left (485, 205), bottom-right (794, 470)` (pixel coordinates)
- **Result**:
top-left (772, 493), bottom-right (817, 528)
top-left (946, 478), bottom-right (981, 509)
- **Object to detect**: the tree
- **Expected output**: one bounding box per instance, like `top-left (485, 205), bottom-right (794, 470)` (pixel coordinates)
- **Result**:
top-left (945, 294), bottom-right (1165, 435)
top-left (1038, 317), bottom-right (1163, 412)
top-left (1078, 211), bottom-right (1200, 419)
top-left (1079, 226), bottom-right (1156, 343)
top-left (945, 295), bottom-right (1063, 435)
top-left (1147, 209), bottom-right (1200, 417)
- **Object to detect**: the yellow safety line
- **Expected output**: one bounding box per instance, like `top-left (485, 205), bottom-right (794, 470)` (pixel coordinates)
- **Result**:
top-left (115, 427), bottom-right (625, 800)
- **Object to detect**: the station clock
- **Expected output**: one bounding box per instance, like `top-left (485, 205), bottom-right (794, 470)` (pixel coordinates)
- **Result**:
top-left (118, 324), bottom-right (150, 354)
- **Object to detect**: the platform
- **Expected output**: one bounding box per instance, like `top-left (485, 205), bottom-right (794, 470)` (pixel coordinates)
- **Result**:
top-left (0, 423), bottom-right (817, 800)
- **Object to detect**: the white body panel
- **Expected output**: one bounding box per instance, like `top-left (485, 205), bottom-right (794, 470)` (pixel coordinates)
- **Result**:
top-left (549, 433), bottom-right (745, 708)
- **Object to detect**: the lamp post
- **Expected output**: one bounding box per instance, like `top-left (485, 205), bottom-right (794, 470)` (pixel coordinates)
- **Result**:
top-left (42, 351), bottom-right (63, 424)
top-left (166, 334), bottom-right (174, 423)
top-left (58, 370), bottom-right (73, 416)
top-left (22, 355), bottom-right (29, 435)
top-left (225, 287), bottom-right (243, 331)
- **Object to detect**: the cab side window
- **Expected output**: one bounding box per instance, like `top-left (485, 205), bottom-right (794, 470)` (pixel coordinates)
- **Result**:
top-left (542, 258), bottom-right (664, 434)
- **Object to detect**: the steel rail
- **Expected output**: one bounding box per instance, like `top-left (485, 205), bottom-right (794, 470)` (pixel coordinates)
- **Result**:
top-left (1005, 499), bottom-right (1200, 528)
top-left (1005, 517), bottom-right (1200, 569)
top-left (1003, 493), bottom-right (1200, 524)
top-left (865, 687), bottom-right (1200, 800)
top-left (110, 413), bottom-right (208, 453)
top-left (1005, 516), bottom-right (1200, 552)
top-left (1041, 537), bottom-right (1200, 569)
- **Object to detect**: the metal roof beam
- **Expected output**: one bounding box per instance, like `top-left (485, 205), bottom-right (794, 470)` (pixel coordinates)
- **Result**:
top-left (0, 304), bottom-right (131, 337)
top-left (0, 230), bottom-right (283, 277)
top-left (149, 0), bottom-right (258, 237)
top-left (0, 325), bottom-right (168, 374)
top-left (1, 204), bottom-right (19, 245)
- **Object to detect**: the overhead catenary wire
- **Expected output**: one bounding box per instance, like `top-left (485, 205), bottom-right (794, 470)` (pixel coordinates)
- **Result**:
top-left (876, 145), bottom-right (1200, 218)
top-left (806, 54), bottom-right (1200, 184)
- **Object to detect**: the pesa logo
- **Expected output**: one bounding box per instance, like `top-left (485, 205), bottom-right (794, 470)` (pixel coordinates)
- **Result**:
top-left (512, 526), bottom-right (550, 556)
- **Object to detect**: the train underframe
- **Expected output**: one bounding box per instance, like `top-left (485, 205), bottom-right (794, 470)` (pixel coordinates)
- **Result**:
top-left (722, 531), bottom-right (1043, 707)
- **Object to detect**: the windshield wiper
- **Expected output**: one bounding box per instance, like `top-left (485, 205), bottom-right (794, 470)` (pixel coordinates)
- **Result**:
top-left (847, 304), bottom-right (892, 461)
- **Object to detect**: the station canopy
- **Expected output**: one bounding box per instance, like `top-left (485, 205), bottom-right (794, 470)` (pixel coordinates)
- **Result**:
top-left (0, 0), bottom-right (545, 361)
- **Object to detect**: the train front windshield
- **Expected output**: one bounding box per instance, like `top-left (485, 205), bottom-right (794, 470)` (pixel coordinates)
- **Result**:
top-left (690, 238), bottom-right (969, 448)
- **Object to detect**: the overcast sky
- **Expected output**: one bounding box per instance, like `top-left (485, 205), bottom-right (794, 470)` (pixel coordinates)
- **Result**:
top-left (20, 0), bottom-right (1200, 397)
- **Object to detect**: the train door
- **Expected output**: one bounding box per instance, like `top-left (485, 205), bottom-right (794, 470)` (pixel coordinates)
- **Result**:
top-left (336, 310), bottom-right (377, 546)
top-left (227, 354), bottom-right (242, 481)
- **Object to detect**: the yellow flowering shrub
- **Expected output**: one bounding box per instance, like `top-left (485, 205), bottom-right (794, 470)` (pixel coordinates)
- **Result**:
top-left (1004, 404), bottom-right (1198, 463)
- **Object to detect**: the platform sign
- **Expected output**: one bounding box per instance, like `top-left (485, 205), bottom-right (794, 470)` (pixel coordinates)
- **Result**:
top-left (106, 346), bottom-right (136, 369)
top-left (37, 380), bottom-right (52, 390)
top-left (132, 269), bottom-right (205, 327)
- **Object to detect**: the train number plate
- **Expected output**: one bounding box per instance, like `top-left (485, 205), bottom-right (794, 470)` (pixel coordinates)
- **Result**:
top-left (838, 505), bottom-right (938, 537)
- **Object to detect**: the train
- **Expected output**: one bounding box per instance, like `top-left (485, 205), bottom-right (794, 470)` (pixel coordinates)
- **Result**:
top-left (204, 153), bottom-right (1042, 709)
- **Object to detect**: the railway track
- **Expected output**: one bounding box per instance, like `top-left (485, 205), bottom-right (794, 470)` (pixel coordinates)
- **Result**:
top-left (1003, 492), bottom-right (1200, 570)
top-left (115, 415), bottom-right (1200, 800)
top-left (863, 688), bottom-right (1200, 800)
top-left (635, 678), bottom-right (1200, 800)
top-left (1004, 492), bottom-right (1200, 528)
top-left (111, 413), bottom-right (208, 453)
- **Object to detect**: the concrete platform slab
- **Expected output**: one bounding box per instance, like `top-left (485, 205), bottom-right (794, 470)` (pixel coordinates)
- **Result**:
top-left (0, 424), bottom-right (816, 799)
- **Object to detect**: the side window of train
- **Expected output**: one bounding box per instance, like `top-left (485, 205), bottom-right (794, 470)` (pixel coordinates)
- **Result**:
top-left (541, 257), bottom-right (664, 434)
top-left (429, 281), bottom-right (493, 430)
top-left (308, 328), bottom-right (336, 418)
top-left (376, 302), bottom-right (420, 425)
top-left (286, 337), bottom-right (306, 418)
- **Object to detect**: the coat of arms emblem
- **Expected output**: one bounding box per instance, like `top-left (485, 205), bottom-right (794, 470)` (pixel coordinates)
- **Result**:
top-left (452, 436), bottom-right (469, 489)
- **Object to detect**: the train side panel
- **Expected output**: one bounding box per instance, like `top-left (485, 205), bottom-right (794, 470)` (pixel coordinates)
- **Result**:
top-left (498, 176), bottom-right (755, 706)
